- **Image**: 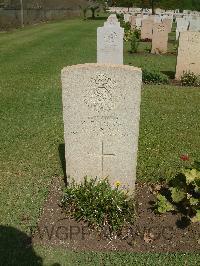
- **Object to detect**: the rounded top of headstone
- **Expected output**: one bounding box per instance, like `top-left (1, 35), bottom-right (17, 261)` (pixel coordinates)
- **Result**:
top-left (62, 63), bottom-right (142, 75)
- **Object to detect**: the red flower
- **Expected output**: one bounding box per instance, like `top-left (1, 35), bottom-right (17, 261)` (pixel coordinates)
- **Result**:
top-left (180, 155), bottom-right (189, 161)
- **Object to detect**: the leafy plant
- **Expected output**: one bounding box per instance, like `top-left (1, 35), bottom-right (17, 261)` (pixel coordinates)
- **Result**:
top-left (124, 29), bottom-right (133, 42)
top-left (130, 33), bottom-right (139, 53)
top-left (61, 177), bottom-right (135, 233)
top-left (154, 194), bottom-right (174, 214)
top-left (133, 29), bottom-right (141, 40)
top-left (142, 69), bottom-right (169, 84)
top-left (181, 71), bottom-right (200, 87)
top-left (129, 30), bottom-right (140, 53)
top-left (117, 15), bottom-right (132, 42)
top-left (154, 160), bottom-right (200, 223)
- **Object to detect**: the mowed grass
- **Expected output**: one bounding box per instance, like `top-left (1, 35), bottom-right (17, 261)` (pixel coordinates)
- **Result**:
top-left (0, 19), bottom-right (200, 264)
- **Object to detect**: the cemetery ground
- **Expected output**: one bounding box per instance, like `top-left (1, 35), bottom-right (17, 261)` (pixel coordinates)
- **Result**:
top-left (0, 18), bottom-right (200, 264)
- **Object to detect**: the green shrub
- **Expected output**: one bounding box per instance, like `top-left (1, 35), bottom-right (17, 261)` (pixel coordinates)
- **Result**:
top-left (130, 32), bottom-right (140, 53)
top-left (124, 29), bottom-right (133, 42)
top-left (154, 161), bottom-right (200, 223)
top-left (129, 30), bottom-right (141, 53)
top-left (133, 29), bottom-right (141, 39)
top-left (142, 69), bottom-right (169, 84)
top-left (61, 177), bottom-right (135, 233)
top-left (181, 71), bottom-right (200, 87)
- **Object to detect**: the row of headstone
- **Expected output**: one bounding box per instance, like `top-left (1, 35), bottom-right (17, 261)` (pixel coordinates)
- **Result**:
top-left (138, 17), bottom-right (171, 54)
top-left (129, 14), bottom-right (172, 32)
top-left (108, 7), bottom-right (200, 18)
top-left (107, 6), bottom-right (200, 42)
top-left (98, 14), bottom-right (200, 76)
top-left (61, 14), bottom-right (200, 195)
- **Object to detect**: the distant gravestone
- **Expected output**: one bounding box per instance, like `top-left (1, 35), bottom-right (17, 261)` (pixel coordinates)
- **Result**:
top-left (124, 13), bottom-right (131, 23)
top-left (162, 18), bottom-right (172, 33)
top-left (130, 15), bottom-right (136, 29)
top-left (189, 18), bottom-right (200, 32)
top-left (136, 17), bottom-right (142, 29)
top-left (61, 64), bottom-right (142, 192)
top-left (104, 14), bottom-right (120, 27)
top-left (176, 19), bottom-right (189, 40)
top-left (141, 19), bottom-right (154, 40)
top-left (176, 31), bottom-right (200, 79)
top-left (151, 23), bottom-right (168, 54)
top-left (154, 16), bottom-right (162, 23)
top-left (97, 15), bottom-right (124, 64)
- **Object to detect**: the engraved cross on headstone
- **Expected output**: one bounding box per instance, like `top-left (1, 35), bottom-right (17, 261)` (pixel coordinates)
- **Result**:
top-left (101, 141), bottom-right (115, 177)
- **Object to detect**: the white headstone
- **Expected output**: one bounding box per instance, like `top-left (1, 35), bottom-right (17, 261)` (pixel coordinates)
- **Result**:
top-left (151, 23), bottom-right (168, 54)
top-left (124, 13), bottom-right (131, 23)
top-left (61, 64), bottom-right (142, 192)
top-left (136, 17), bottom-right (142, 29)
top-left (176, 18), bottom-right (189, 40)
top-left (189, 18), bottom-right (200, 32)
top-left (176, 32), bottom-right (200, 79)
top-left (104, 14), bottom-right (120, 27)
top-left (97, 15), bottom-right (124, 64)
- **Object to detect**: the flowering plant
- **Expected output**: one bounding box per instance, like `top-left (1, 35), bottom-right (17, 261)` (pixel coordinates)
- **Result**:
top-left (61, 177), bottom-right (135, 233)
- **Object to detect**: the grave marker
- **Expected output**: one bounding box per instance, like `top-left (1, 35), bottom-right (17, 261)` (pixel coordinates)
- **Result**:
top-left (97, 15), bottom-right (124, 64)
top-left (151, 23), bottom-right (168, 54)
top-left (61, 64), bottom-right (142, 192)
top-left (176, 32), bottom-right (200, 79)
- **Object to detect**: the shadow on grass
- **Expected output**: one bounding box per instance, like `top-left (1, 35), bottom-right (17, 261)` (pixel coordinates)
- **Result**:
top-left (58, 144), bottom-right (67, 186)
top-left (161, 70), bottom-right (175, 79)
top-left (0, 225), bottom-right (61, 265)
top-left (0, 225), bottom-right (42, 265)
top-left (87, 16), bottom-right (108, 20)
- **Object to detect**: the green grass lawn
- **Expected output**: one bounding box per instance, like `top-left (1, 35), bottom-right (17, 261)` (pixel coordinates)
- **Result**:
top-left (0, 18), bottom-right (200, 264)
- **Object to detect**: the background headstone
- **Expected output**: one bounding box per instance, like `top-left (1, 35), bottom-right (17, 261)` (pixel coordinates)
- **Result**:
top-left (189, 18), bottom-right (200, 32)
top-left (136, 17), bottom-right (142, 29)
top-left (176, 18), bottom-right (189, 40)
top-left (130, 15), bottom-right (136, 29)
top-left (124, 13), bottom-right (131, 23)
top-left (162, 18), bottom-right (172, 33)
top-left (151, 23), bottom-right (168, 54)
top-left (176, 31), bottom-right (200, 79)
top-left (61, 64), bottom-right (142, 192)
top-left (97, 15), bottom-right (124, 64)
top-left (141, 19), bottom-right (154, 40)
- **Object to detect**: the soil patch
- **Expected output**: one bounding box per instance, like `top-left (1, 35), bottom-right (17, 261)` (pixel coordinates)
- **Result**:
top-left (32, 177), bottom-right (200, 252)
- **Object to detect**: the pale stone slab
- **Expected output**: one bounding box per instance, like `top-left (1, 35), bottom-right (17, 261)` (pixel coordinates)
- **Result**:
top-left (136, 17), bottom-right (142, 29)
top-left (141, 19), bottom-right (154, 40)
top-left (189, 18), bottom-right (200, 32)
top-left (97, 16), bottom-right (124, 65)
top-left (124, 13), bottom-right (131, 23)
top-left (162, 18), bottom-right (172, 33)
top-left (154, 16), bottom-right (162, 23)
top-left (130, 15), bottom-right (136, 29)
top-left (151, 23), bottom-right (168, 54)
top-left (104, 14), bottom-right (120, 27)
top-left (176, 32), bottom-right (200, 79)
top-left (176, 19), bottom-right (189, 40)
top-left (61, 64), bottom-right (142, 193)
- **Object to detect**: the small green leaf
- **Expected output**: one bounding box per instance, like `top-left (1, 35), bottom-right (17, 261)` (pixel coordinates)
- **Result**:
top-left (155, 194), bottom-right (174, 214)
top-left (189, 197), bottom-right (199, 206)
top-left (191, 210), bottom-right (200, 223)
top-left (183, 169), bottom-right (200, 185)
top-left (170, 187), bottom-right (186, 203)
